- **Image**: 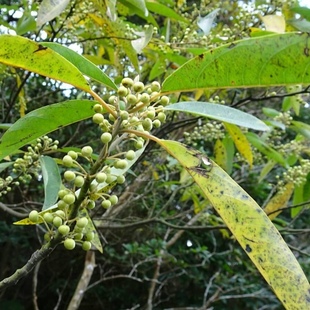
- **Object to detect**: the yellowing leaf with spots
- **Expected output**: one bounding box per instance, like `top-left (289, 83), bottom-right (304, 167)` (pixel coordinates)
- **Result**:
top-left (264, 182), bottom-right (295, 220)
top-left (224, 123), bottom-right (253, 167)
top-left (156, 139), bottom-right (310, 310)
top-left (214, 139), bottom-right (227, 171)
top-left (0, 35), bottom-right (90, 92)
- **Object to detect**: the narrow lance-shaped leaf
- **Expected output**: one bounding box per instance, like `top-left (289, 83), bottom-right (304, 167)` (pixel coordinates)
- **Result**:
top-left (164, 101), bottom-right (269, 131)
top-left (162, 32), bottom-right (310, 92)
top-left (41, 42), bottom-right (117, 90)
top-left (40, 156), bottom-right (61, 210)
top-left (0, 100), bottom-right (101, 161)
top-left (0, 35), bottom-right (90, 92)
top-left (156, 139), bottom-right (310, 310)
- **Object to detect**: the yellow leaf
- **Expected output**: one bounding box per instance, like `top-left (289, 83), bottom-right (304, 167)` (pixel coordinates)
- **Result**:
top-left (214, 139), bottom-right (227, 171)
top-left (264, 182), bottom-right (295, 220)
top-left (156, 139), bottom-right (310, 309)
top-left (224, 123), bottom-right (253, 167)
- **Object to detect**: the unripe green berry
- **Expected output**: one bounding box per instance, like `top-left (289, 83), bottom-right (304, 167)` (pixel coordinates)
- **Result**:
top-left (64, 238), bottom-right (76, 250)
top-left (105, 174), bottom-right (115, 184)
top-left (55, 210), bottom-right (66, 218)
top-left (68, 150), bottom-right (78, 160)
top-left (93, 104), bottom-right (103, 113)
top-left (127, 94), bottom-right (137, 105)
top-left (157, 112), bottom-right (166, 122)
top-left (63, 193), bottom-right (76, 205)
top-left (142, 118), bottom-right (153, 131)
top-left (140, 93), bottom-right (150, 104)
top-left (74, 233), bottom-right (84, 240)
top-left (121, 77), bottom-right (134, 87)
top-left (125, 150), bottom-right (136, 160)
top-left (64, 171), bottom-right (76, 182)
top-left (102, 199), bottom-right (112, 208)
top-left (57, 200), bottom-right (69, 210)
top-left (109, 195), bottom-right (119, 205)
top-left (43, 212), bottom-right (54, 223)
top-left (114, 159), bottom-right (128, 169)
top-left (151, 81), bottom-right (161, 92)
top-left (85, 231), bottom-right (95, 241)
top-left (76, 217), bottom-right (88, 228)
top-left (87, 200), bottom-right (96, 209)
top-left (160, 95), bottom-right (169, 105)
top-left (117, 86), bottom-right (128, 97)
top-left (108, 95), bottom-right (117, 105)
top-left (133, 81), bottom-right (144, 93)
top-left (29, 210), bottom-right (39, 223)
top-left (153, 119), bottom-right (161, 128)
top-left (147, 109), bottom-right (156, 119)
top-left (101, 132), bottom-right (112, 144)
top-left (58, 189), bottom-right (68, 199)
top-left (82, 241), bottom-right (92, 251)
top-left (81, 146), bottom-right (93, 157)
top-left (134, 139), bottom-right (144, 149)
top-left (120, 110), bottom-right (129, 120)
top-left (58, 224), bottom-right (70, 235)
top-left (44, 232), bottom-right (51, 242)
top-left (63, 155), bottom-right (73, 167)
top-left (96, 172), bottom-right (107, 183)
top-left (92, 113), bottom-right (104, 124)
top-left (74, 175), bottom-right (85, 187)
top-left (53, 216), bottom-right (63, 227)
top-left (117, 175), bottom-right (126, 184)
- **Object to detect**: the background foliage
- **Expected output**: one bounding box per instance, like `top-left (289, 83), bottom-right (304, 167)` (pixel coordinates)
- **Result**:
top-left (0, 0), bottom-right (310, 309)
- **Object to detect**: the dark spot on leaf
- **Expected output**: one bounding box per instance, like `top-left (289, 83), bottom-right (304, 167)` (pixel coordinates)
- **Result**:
top-left (245, 244), bottom-right (252, 253)
top-left (198, 54), bottom-right (204, 60)
top-left (304, 47), bottom-right (310, 57)
top-left (220, 190), bottom-right (224, 195)
top-left (228, 43), bottom-right (236, 49)
top-left (270, 74), bottom-right (273, 78)
top-left (33, 44), bottom-right (48, 53)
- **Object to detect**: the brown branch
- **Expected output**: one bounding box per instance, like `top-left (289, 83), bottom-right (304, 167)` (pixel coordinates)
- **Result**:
top-left (67, 251), bottom-right (96, 310)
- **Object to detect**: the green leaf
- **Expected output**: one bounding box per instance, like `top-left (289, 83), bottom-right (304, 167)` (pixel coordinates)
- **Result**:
top-left (246, 132), bottom-right (287, 167)
top-left (164, 101), bottom-right (269, 131)
top-left (291, 6), bottom-right (310, 21)
top-left (0, 35), bottom-right (90, 92)
top-left (16, 12), bottom-right (36, 35)
top-left (120, 0), bottom-right (148, 17)
top-left (0, 161), bottom-right (13, 173)
top-left (0, 100), bottom-right (100, 161)
top-left (40, 156), bottom-right (61, 210)
top-left (41, 42), bottom-right (117, 90)
top-left (290, 120), bottom-right (310, 139)
top-left (37, 0), bottom-right (70, 28)
top-left (162, 32), bottom-right (310, 92)
top-left (156, 139), bottom-right (310, 310)
top-left (146, 1), bottom-right (187, 22)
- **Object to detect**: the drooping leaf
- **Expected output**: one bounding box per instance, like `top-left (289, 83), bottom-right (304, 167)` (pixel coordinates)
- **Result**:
top-left (37, 0), bottom-right (70, 28)
top-left (290, 120), bottom-right (310, 139)
top-left (162, 32), bottom-right (310, 92)
top-left (0, 161), bottom-right (13, 173)
top-left (156, 139), bottom-right (310, 310)
top-left (41, 42), bottom-right (117, 90)
top-left (164, 101), bottom-right (269, 131)
top-left (224, 123), bottom-right (253, 167)
top-left (40, 156), bottom-right (61, 211)
top-left (0, 100), bottom-right (100, 161)
top-left (246, 132), bottom-right (287, 167)
top-left (264, 182), bottom-right (294, 220)
top-left (0, 35), bottom-right (91, 92)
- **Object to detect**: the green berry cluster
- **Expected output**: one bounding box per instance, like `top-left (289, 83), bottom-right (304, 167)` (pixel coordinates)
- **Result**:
top-left (184, 121), bottom-right (225, 146)
top-left (276, 159), bottom-right (310, 188)
top-left (28, 207), bottom-right (94, 251)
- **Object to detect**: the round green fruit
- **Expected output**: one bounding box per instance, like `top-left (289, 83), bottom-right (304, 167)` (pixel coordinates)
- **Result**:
top-left (68, 150), bottom-right (78, 160)
top-left (101, 200), bottom-right (111, 208)
top-left (64, 170), bottom-right (76, 182)
top-left (58, 225), bottom-right (70, 235)
top-left (64, 238), bottom-right (76, 250)
top-left (101, 132), bottom-right (112, 144)
top-left (92, 113), bottom-right (104, 124)
top-left (55, 210), bottom-right (66, 218)
top-left (81, 146), bottom-right (93, 157)
top-left (133, 82), bottom-right (144, 93)
top-left (82, 241), bottom-right (92, 251)
top-left (96, 172), bottom-right (107, 183)
top-left (85, 231), bottom-right (95, 241)
top-left (63, 155), bottom-right (73, 167)
top-left (43, 212), bottom-right (54, 223)
top-left (63, 193), bottom-right (76, 205)
top-left (74, 175), bottom-right (85, 187)
top-left (76, 217), bottom-right (88, 228)
top-left (53, 216), bottom-right (63, 227)
top-left (121, 77), bottom-right (134, 88)
top-left (29, 210), bottom-right (39, 223)
top-left (114, 159), bottom-right (128, 169)
top-left (117, 86), bottom-right (128, 97)
top-left (109, 195), bottom-right (119, 205)
top-left (125, 150), bottom-right (136, 160)
top-left (93, 104), bottom-right (103, 113)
